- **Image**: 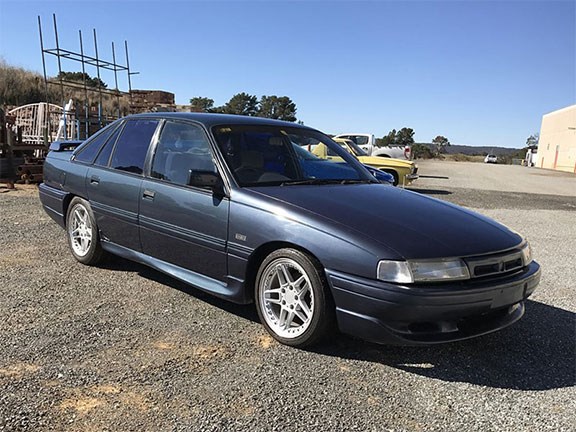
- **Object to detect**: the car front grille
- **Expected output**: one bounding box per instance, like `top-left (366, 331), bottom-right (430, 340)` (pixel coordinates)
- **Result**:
top-left (464, 249), bottom-right (524, 279)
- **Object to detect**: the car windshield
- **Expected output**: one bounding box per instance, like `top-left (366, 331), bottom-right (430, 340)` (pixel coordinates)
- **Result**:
top-left (341, 140), bottom-right (369, 157)
top-left (212, 125), bottom-right (374, 186)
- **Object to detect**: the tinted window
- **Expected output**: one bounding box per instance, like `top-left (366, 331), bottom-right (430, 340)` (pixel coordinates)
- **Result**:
top-left (150, 121), bottom-right (216, 186)
top-left (213, 125), bottom-right (367, 186)
top-left (94, 122), bottom-right (124, 167)
top-left (110, 119), bottom-right (159, 174)
top-left (73, 123), bottom-right (118, 164)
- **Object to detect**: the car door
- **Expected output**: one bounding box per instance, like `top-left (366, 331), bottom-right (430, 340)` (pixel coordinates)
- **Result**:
top-left (86, 118), bottom-right (160, 250)
top-left (139, 120), bottom-right (229, 282)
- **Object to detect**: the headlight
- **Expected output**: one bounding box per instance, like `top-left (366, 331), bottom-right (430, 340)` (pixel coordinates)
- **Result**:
top-left (520, 242), bottom-right (533, 265)
top-left (377, 259), bottom-right (470, 283)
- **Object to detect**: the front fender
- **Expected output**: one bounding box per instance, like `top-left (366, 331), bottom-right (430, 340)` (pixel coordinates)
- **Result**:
top-left (226, 192), bottom-right (398, 285)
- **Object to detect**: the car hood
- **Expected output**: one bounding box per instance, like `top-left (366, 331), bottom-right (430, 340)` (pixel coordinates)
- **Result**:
top-left (357, 156), bottom-right (414, 169)
top-left (248, 184), bottom-right (522, 260)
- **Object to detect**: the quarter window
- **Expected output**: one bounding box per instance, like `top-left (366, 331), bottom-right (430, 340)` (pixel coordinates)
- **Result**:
top-left (110, 119), bottom-right (159, 174)
top-left (73, 122), bottom-right (119, 164)
top-left (94, 122), bottom-right (124, 167)
top-left (151, 121), bottom-right (216, 186)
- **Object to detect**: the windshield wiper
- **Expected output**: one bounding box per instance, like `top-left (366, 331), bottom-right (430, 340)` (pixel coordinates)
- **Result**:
top-left (339, 179), bottom-right (378, 184)
top-left (280, 179), bottom-right (375, 186)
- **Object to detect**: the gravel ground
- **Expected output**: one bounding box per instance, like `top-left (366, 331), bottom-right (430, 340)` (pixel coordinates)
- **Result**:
top-left (1, 162), bottom-right (575, 432)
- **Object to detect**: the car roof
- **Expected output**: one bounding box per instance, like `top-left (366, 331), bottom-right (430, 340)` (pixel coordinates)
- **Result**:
top-left (334, 133), bottom-right (371, 136)
top-left (125, 112), bottom-right (313, 130)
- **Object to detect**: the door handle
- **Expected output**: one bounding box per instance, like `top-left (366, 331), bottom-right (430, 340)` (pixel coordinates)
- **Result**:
top-left (142, 189), bottom-right (155, 200)
top-left (90, 175), bottom-right (100, 185)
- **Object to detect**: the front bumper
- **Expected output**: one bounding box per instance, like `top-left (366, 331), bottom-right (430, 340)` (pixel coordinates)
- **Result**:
top-left (327, 261), bottom-right (540, 345)
top-left (405, 173), bottom-right (419, 184)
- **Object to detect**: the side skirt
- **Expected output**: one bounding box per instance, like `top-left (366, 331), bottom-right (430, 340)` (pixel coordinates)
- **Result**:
top-left (101, 242), bottom-right (250, 304)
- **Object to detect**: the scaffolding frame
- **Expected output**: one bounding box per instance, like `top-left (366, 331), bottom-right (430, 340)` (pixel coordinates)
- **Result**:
top-left (38, 13), bottom-right (139, 140)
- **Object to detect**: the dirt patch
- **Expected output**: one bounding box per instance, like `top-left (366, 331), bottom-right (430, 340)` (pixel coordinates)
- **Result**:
top-left (60, 396), bottom-right (104, 414)
top-left (0, 245), bottom-right (42, 266)
top-left (0, 362), bottom-right (40, 378)
top-left (91, 384), bottom-right (122, 395)
top-left (58, 385), bottom-right (153, 418)
top-left (256, 334), bottom-right (274, 349)
top-left (0, 184), bottom-right (39, 196)
top-left (152, 340), bottom-right (176, 351)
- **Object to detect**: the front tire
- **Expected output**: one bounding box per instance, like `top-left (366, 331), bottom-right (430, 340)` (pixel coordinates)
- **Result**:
top-left (66, 197), bottom-right (105, 265)
top-left (255, 248), bottom-right (333, 347)
top-left (383, 170), bottom-right (399, 186)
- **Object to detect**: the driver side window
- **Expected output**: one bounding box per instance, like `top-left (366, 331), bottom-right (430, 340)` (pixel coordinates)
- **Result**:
top-left (151, 121), bottom-right (216, 187)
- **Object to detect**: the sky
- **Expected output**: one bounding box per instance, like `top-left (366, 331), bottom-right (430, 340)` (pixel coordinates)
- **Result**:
top-left (0, 0), bottom-right (574, 148)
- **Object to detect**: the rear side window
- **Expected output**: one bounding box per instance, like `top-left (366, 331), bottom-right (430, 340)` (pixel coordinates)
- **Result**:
top-left (110, 119), bottom-right (159, 174)
top-left (94, 123), bottom-right (124, 167)
top-left (73, 123), bottom-right (119, 164)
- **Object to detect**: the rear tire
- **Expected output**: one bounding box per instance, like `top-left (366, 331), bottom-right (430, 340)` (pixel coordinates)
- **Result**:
top-left (66, 197), bottom-right (105, 265)
top-left (255, 248), bottom-right (334, 347)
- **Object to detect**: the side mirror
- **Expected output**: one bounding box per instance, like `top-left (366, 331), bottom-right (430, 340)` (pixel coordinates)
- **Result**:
top-left (187, 170), bottom-right (226, 196)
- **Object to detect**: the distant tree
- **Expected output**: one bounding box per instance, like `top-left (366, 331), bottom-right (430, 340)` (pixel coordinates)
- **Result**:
top-left (56, 71), bottom-right (107, 88)
top-left (432, 135), bottom-right (450, 155)
top-left (412, 143), bottom-right (434, 159)
top-left (379, 129), bottom-right (397, 147)
top-left (526, 133), bottom-right (539, 147)
top-left (378, 128), bottom-right (415, 147)
top-left (189, 96), bottom-right (215, 112)
top-left (258, 95), bottom-right (297, 121)
top-left (396, 128), bottom-right (415, 146)
top-left (220, 92), bottom-right (258, 116)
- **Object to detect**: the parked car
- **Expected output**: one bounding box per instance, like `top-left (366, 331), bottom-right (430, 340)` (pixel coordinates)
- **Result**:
top-left (312, 138), bottom-right (418, 186)
top-left (40, 113), bottom-right (540, 348)
top-left (334, 133), bottom-right (412, 160)
top-left (363, 165), bottom-right (395, 185)
top-left (485, 154), bottom-right (498, 164)
top-left (292, 143), bottom-right (395, 185)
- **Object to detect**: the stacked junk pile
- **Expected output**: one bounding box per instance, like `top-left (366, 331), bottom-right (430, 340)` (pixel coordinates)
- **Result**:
top-left (0, 14), bottom-right (142, 189)
top-left (0, 102), bottom-right (75, 188)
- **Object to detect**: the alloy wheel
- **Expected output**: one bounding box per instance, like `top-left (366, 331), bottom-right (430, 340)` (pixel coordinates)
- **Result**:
top-left (259, 258), bottom-right (315, 339)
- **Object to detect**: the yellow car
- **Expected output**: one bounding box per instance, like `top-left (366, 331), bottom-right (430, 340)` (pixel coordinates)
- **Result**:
top-left (312, 138), bottom-right (418, 186)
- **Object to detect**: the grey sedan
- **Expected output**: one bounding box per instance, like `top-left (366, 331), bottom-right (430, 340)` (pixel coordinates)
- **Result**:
top-left (40, 113), bottom-right (540, 347)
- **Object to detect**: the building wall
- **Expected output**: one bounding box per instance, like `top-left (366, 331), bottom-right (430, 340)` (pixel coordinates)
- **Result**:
top-left (537, 105), bottom-right (576, 173)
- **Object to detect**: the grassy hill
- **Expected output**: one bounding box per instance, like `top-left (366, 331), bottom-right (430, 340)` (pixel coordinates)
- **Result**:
top-left (415, 142), bottom-right (522, 156)
top-left (0, 59), bottom-right (128, 115)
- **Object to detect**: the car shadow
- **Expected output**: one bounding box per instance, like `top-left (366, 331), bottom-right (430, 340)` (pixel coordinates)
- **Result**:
top-left (314, 300), bottom-right (575, 391)
top-left (99, 258), bottom-right (574, 391)
top-left (418, 175), bottom-right (450, 179)
top-left (100, 255), bottom-right (260, 324)
top-left (408, 188), bottom-right (453, 196)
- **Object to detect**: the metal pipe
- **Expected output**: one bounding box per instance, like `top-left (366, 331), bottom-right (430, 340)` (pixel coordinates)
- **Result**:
top-left (79, 30), bottom-right (89, 139)
top-left (37, 16), bottom-right (50, 147)
top-left (52, 14), bottom-right (65, 105)
top-left (37, 16), bottom-right (49, 103)
top-left (112, 42), bottom-right (120, 118)
top-left (125, 40), bottom-right (133, 110)
top-left (93, 28), bottom-right (104, 128)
